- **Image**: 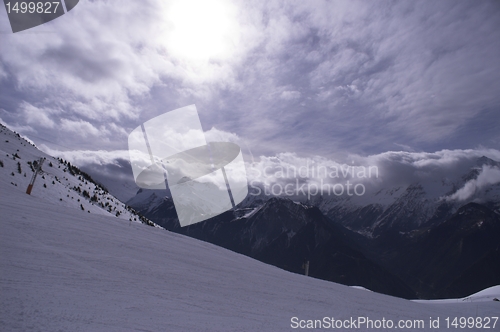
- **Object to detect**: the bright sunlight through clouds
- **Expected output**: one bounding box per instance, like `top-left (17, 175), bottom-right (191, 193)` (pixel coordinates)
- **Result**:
top-left (165, 0), bottom-right (239, 62)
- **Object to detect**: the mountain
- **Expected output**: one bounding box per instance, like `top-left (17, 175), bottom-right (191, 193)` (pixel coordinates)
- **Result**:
top-left (127, 153), bottom-right (500, 299)
top-left (314, 156), bottom-right (500, 236)
top-left (129, 193), bottom-right (416, 298)
top-left (2, 164), bottom-right (499, 331)
top-left (0, 123), bottom-right (156, 227)
top-left (375, 202), bottom-right (500, 299)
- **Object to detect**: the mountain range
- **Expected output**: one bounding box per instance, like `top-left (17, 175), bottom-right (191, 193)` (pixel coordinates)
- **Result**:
top-left (126, 153), bottom-right (500, 299)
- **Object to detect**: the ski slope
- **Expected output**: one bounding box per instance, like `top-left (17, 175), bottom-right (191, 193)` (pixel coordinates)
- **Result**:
top-left (0, 124), bottom-right (154, 226)
top-left (414, 286), bottom-right (500, 304)
top-left (1, 174), bottom-right (499, 331)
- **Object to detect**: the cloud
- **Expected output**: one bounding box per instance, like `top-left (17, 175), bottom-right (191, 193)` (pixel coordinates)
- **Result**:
top-left (0, 0), bottom-right (254, 120)
top-left (60, 119), bottom-right (106, 138)
top-left (245, 148), bottom-right (500, 201)
top-left (40, 146), bottom-right (131, 167)
top-left (280, 90), bottom-right (301, 100)
top-left (204, 127), bottom-right (242, 144)
top-left (0, 63), bottom-right (7, 81)
top-left (1, 0), bottom-right (499, 160)
top-left (444, 165), bottom-right (500, 202)
top-left (40, 126), bottom-right (244, 169)
top-left (218, 0), bottom-right (500, 156)
top-left (0, 116), bottom-right (36, 134)
top-left (40, 127), bottom-right (500, 204)
top-left (19, 102), bottom-right (58, 129)
top-left (393, 143), bottom-right (416, 152)
top-left (108, 122), bottom-right (129, 138)
top-left (237, 149), bottom-right (500, 204)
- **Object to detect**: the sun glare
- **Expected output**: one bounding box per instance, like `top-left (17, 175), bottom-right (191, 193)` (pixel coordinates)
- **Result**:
top-left (166, 0), bottom-right (237, 62)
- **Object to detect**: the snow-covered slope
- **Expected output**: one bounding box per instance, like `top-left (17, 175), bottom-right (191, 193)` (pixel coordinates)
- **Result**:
top-left (1, 170), bottom-right (499, 331)
top-left (414, 286), bottom-right (500, 304)
top-left (0, 124), bottom-right (155, 226)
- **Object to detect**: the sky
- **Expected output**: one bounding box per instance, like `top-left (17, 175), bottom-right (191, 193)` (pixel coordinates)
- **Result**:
top-left (1, 0), bottom-right (499, 200)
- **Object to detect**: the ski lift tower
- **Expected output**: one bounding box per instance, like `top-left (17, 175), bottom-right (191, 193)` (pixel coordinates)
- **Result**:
top-left (26, 157), bottom-right (45, 195)
top-left (302, 260), bottom-right (310, 276)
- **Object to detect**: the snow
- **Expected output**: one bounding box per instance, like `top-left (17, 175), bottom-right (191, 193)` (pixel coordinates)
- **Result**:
top-left (237, 206), bottom-right (262, 219)
top-left (1, 124), bottom-right (499, 330)
top-left (0, 124), bottom-right (153, 226)
top-left (350, 286), bottom-right (373, 292)
top-left (414, 286), bottom-right (500, 304)
top-left (1, 173), bottom-right (499, 331)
